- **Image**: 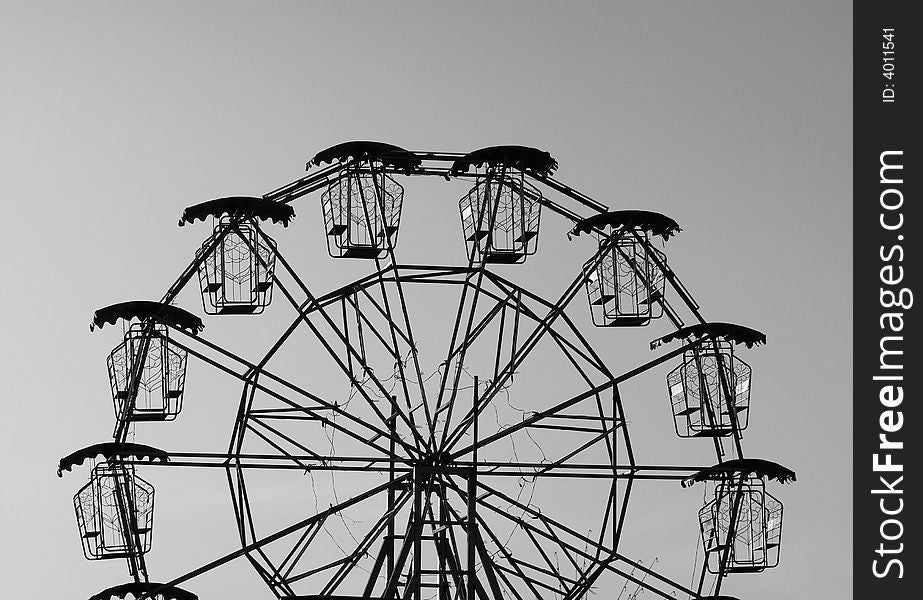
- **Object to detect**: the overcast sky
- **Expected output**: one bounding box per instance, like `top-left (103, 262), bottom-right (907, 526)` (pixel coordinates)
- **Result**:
top-left (1, 2), bottom-right (850, 599)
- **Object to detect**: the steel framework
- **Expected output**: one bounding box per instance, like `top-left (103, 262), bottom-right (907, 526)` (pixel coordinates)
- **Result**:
top-left (59, 142), bottom-right (795, 600)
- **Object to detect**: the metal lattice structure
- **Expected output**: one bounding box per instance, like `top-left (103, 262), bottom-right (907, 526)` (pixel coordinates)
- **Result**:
top-left (668, 339), bottom-right (752, 438)
top-left (458, 170), bottom-right (542, 263)
top-left (197, 216), bottom-right (278, 315)
top-left (59, 142), bottom-right (794, 600)
top-left (107, 323), bottom-right (187, 423)
top-left (583, 228), bottom-right (667, 327)
top-left (74, 463), bottom-right (155, 560)
top-left (697, 476), bottom-right (782, 574)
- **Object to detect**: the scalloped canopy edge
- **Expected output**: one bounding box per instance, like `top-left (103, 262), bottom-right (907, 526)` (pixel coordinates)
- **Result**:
top-left (90, 301), bottom-right (204, 334)
top-left (681, 458), bottom-right (796, 488)
top-left (88, 582), bottom-right (197, 600)
top-left (650, 322), bottom-right (766, 350)
top-left (178, 196), bottom-right (295, 227)
top-left (450, 145), bottom-right (558, 176)
top-left (310, 141), bottom-right (421, 172)
top-left (570, 210), bottom-right (681, 240)
top-left (58, 442), bottom-right (169, 477)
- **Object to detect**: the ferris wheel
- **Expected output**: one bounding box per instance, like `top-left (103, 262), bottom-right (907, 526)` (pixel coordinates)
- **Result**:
top-left (58, 142), bottom-right (796, 600)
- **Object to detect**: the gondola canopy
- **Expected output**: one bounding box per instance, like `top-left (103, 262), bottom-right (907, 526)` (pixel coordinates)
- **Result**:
top-left (178, 196), bottom-right (295, 228)
top-left (310, 141), bottom-right (421, 173)
top-left (58, 442), bottom-right (169, 477)
top-left (681, 458), bottom-right (796, 488)
top-left (651, 322), bottom-right (766, 350)
top-left (450, 145), bottom-right (558, 176)
top-left (571, 210), bottom-right (681, 240)
top-left (90, 301), bottom-right (204, 334)
top-left (87, 582), bottom-right (197, 600)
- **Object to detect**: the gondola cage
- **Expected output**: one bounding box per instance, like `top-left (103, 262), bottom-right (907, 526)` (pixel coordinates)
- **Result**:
top-left (697, 476), bottom-right (783, 574)
top-left (74, 462), bottom-right (154, 560)
top-left (311, 142), bottom-right (420, 259)
top-left (653, 323), bottom-right (764, 438)
top-left (457, 171), bottom-right (542, 264)
top-left (108, 323), bottom-right (186, 422)
top-left (321, 166), bottom-right (403, 258)
top-left (669, 339), bottom-right (751, 437)
top-left (584, 239), bottom-right (666, 326)
top-left (571, 211), bottom-right (679, 327)
top-left (92, 302), bottom-right (204, 423)
top-left (179, 196), bottom-right (294, 315)
top-left (683, 460), bottom-right (793, 575)
top-left (452, 146), bottom-right (557, 264)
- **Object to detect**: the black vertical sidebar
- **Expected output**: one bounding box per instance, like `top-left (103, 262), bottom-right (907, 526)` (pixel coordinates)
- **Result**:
top-left (854, 1), bottom-right (919, 597)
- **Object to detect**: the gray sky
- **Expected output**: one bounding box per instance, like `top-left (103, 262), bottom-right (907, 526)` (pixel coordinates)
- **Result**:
top-left (1, 2), bottom-right (850, 599)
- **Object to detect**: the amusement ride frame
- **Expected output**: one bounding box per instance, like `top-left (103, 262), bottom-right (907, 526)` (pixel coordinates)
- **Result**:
top-left (58, 142), bottom-right (795, 600)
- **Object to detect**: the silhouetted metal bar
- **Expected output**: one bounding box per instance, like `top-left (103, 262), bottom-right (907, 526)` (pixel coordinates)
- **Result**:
top-left (519, 524), bottom-right (576, 590)
top-left (447, 286), bottom-right (517, 364)
top-left (609, 233), bottom-right (684, 328)
top-left (537, 514), bottom-right (584, 575)
top-left (689, 345), bottom-right (729, 461)
top-left (350, 183), bottom-right (432, 453)
top-left (630, 229), bottom-right (704, 325)
top-left (450, 336), bottom-right (701, 461)
top-left (364, 540), bottom-right (390, 598)
top-left (442, 233), bottom-right (621, 453)
top-left (387, 407), bottom-right (397, 588)
top-left (265, 160), bottom-right (354, 204)
top-left (525, 172), bottom-right (608, 214)
top-left (352, 285), bottom-right (415, 350)
top-left (481, 491), bottom-right (691, 600)
top-left (249, 418), bottom-right (325, 459)
top-left (465, 507), bottom-right (543, 600)
top-left (434, 272), bottom-right (612, 381)
top-left (536, 426), bottom-right (616, 475)
top-left (435, 265), bottom-right (491, 450)
top-left (469, 480), bottom-right (698, 599)
top-left (319, 489), bottom-right (413, 595)
top-left (472, 274), bottom-right (613, 383)
top-left (368, 170), bottom-right (438, 451)
top-left (437, 494), bottom-right (471, 600)
top-left (445, 480), bottom-right (578, 599)
top-left (491, 563), bottom-right (564, 597)
top-left (256, 251), bottom-right (416, 451)
top-left (467, 378), bottom-right (479, 600)
top-left (275, 519), bottom-right (326, 585)
top-left (251, 230), bottom-right (428, 454)
top-left (711, 336), bottom-right (745, 459)
top-left (562, 556), bottom-right (616, 600)
top-left (165, 331), bottom-right (397, 456)
top-left (124, 452), bottom-right (705, 481)
top-left (243, 224), bottom-right (430, 457)
top-left (712, 473), bottom-right (746, 595)
top-left (138, 474), bottom-right (410, 600)
top-left (286, 556), bottom-right (352, 585)
top-left (382, 477), bottom-right (430, 600)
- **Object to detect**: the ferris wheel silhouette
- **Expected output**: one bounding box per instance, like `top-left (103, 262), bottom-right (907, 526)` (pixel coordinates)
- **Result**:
top-left (58, 142), bottom-right (795, 600)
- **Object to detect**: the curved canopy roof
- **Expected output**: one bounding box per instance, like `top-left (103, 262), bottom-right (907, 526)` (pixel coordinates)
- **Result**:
top-left (450, 145), bottom-right (558, 176)
top-left (88, 582), bottom-right (197, 600)
top-left (310, 141), bottom-right (421, 173)
top-left (571, 210), bottom-right (681, 240)
top-left (58, 442), bottom-right (169, 477)
top-left (178, 196), bottom-right (295, 227)
top-left (681, 459), bottom-right (796, 488)
top-left (650, 322), bottom-right (766, 350)
top-left (90, 301), bottom-right (204, 334)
